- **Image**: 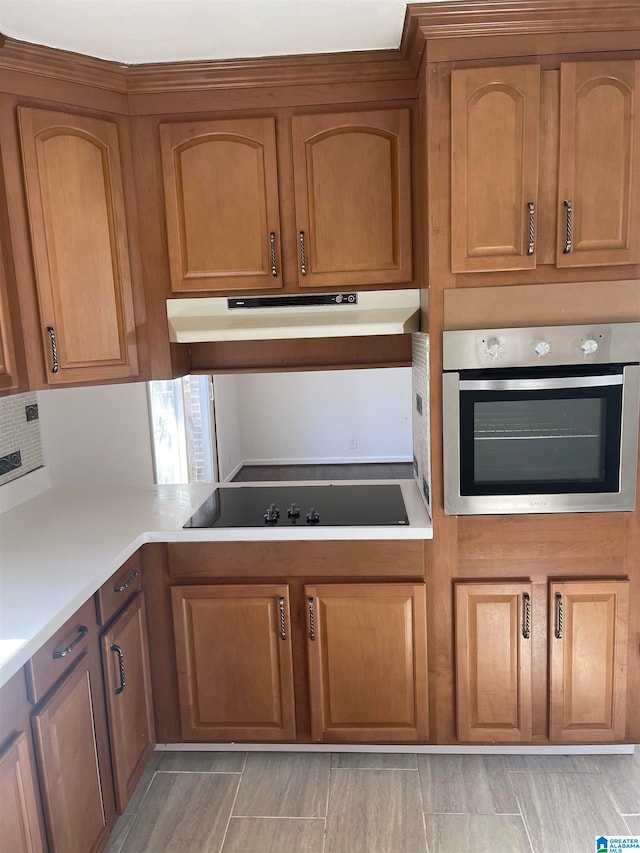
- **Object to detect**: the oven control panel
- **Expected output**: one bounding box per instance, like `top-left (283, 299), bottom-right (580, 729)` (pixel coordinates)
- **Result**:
top-left (443, 322), bottom-right (640, 370)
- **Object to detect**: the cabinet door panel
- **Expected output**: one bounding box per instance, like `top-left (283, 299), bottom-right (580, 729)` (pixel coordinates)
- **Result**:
top-left (160, 118), bottom-right (282, 292)
top-left (0, 234), bottom-right (18, 392)
top-left (549, 580), bottom-right (629, 742)
top-left (0, 732), bottom-right (45, 853)
top-left (102, 592), bottom-right (155, 812)
top-left (306, 583), bottom-right (428, 742)
top-left (557, 61), bottom-right (640, 267)
top-left (455, 582), bottom-right (532, 743)
top-left (18, 107), bottom-right (138, 384)
top-left (172, 585), bottom-right (295, 741)
top-left (292, 110), bottom-right (412, 287)
top-left (32, 656), bottom-right (109, 853)
top-left (451, 65), bottom-right (540, 273)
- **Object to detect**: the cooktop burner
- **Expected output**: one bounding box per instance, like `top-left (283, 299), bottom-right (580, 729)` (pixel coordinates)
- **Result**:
top-left (183, 484), bottom-right (409, 528)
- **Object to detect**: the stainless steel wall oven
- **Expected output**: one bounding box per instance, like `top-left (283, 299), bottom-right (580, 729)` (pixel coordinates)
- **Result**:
top-left (443, 323), bottom-right (640, 515)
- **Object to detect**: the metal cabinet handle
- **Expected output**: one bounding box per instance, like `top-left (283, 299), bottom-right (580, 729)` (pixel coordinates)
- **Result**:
top-left (278, 595), bottom-right (287, 640)
top-left (527, 202), bottom-right (535, 256)
top-left (563, 200), bottom-right (573, 254)
top-left (111, 644), bottom-right (126, 695)
top-left (269, 232), bottom-right (278, 277)
top-left (307, 596), bottom-right (315, 641)
top-left (522, 592), bottom-right (531, 640)
top-left (46, 326), bottom-right (59, 374)
top-left (555, 592), bottom-right (564, 639)
top-left (299, 231), bottom-right (307, 276)
top-left (114, 568), bottom-right (139, 593)
top-left (52, 625), bottom-right (88, 658)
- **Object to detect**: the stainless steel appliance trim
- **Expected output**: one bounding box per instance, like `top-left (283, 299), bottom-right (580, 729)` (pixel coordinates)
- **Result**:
top-left (459, 375), bottom-right (623, 392)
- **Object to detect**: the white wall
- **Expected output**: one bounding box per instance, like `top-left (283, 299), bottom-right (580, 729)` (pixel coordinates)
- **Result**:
top-left (214, 368), bottom-right (412, 475)
top-left (36, 383), bottom-right (154, 487)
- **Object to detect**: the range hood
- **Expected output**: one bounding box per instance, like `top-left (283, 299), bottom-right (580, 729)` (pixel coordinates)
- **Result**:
top-left (166, 290), bottom-right (421, 343)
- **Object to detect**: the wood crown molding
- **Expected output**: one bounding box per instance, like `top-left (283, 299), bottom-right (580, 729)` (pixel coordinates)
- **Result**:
top-left (0, 1), bottom-right (638, 98)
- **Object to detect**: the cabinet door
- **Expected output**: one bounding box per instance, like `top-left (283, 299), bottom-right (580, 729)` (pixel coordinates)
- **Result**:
top-left (292, 109), bottom-right (412, 288)
top-left (0, 732), bottom-right (45, 853)
top-left (557, 61), bottom-right (640, 267)
top-left (455, 582), bottom-right (532, 743)
top-left (172, 585), bottom-right (296, 741)
top-left (0, 231), bottom-right (18, 392)
top-left (549, 579), bottom-right (629, 742)
top-left (101, 592), bottom-right (155, 812)
top-left (305, 583), bottom-right (428, 742)
top-left (451, 65), bottom-right (540, 273)
top-left (32, 655), bottom-right (110, 853)
top-left (160, 118), bottom-right (283, 293)
top-left (18, 107), bottom-right (138, 385)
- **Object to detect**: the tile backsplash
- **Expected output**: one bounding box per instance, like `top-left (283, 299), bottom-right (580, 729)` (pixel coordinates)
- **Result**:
top-left (0, 392), bottom-right (44, 486)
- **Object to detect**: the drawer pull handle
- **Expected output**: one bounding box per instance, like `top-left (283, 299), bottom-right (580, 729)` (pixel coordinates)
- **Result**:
top-left (299, 231), bottom-right (307, 276)
top-left (111, 644), bottom-right (126, 695)
top-left (52, 625), bottom-right (88, 658)
top-left (269, 232), bottom-right (278, 277)
top-left (563, 200), bottom-right (573, 254)
top-left (527, 202), bottom-right (535, 256)
top-left (555, 592), bottom-right (564, 639)
top-left (278, 595), bottom-right (287, 640)
top-left (307, 596), bottom-right (316, 641)
top-left (114, 568), bottom-right (139, 593)
top-left (522, 592), bottom-right (531, 640)
top-left (46, 326), bottom-right (59, 374)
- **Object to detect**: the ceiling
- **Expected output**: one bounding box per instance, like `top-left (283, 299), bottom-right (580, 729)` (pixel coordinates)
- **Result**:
top-left (0, 0), bottom-right (424, 65)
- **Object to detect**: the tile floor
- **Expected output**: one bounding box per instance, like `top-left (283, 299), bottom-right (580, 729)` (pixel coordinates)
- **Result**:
top-left (105, 748), bottom-right (640, 853)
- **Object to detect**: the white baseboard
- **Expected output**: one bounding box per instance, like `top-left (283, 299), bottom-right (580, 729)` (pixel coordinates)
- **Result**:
top-left (222, 461), bottom-right (244, 483)
top-left (156, 742), bottom-right (636, 755)
top-left (239, 456), bottom-right (412, 467)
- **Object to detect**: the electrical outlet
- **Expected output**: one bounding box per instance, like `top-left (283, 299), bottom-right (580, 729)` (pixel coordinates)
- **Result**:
top-left (348, 436), bottom-right (358, 449)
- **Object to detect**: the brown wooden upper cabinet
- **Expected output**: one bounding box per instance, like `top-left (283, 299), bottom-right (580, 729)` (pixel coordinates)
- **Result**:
top-left (291, 109), bottom-right (412, 288)
top-left (18, 107), bottom-right (138, 385)
top-left (451, 60), bottom-right (640, 273)
top-left (0, 232), bottom-right (19, 393)
top-left (160, 108), bottom-right (412, 294)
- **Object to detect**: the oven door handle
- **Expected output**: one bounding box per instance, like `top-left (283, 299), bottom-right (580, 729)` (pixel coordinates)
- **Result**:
top-left (459, 375), bottom-right (624, 392)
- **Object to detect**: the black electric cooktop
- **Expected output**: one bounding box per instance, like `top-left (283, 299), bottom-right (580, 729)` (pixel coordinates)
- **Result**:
top-left (183, 484), bottom-right (409, 528)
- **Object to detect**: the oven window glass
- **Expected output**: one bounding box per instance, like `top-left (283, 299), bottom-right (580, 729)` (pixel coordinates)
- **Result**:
top-left (459, 385), bottom-right (623, 496)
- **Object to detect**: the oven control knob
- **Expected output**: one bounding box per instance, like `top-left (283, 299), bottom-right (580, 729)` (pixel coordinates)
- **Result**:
top-left (580, 338), bottom-right (599, 355)
top-left (534, 341), bottom-right (551, 357)
top-left (287, 503), bottom-right (300, 520)
top-left (485, 337), bottom-right (505, 360)
top-left (264, 503), bottom-right (280, 525)
top-left (306, 507), bottom-right (320, 525)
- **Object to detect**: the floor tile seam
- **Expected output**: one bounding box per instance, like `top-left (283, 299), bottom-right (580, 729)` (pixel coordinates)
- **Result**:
top-left (109, 817), bottom-right (134, 853)
top-left (508, 783), bottom-right (536, 853)
top-left (506, 768), bottom-right (600, 775)
top-left (415, 753), bottom-right (429, 853)
top-left (330, 766), bottom-right (420, 772)
top-left (422, 811), bottom-right (524, 816)
top-left (228, 815), bottom-right (327, 821)
top-left (217, 771), bottom-right (243, 853)
top-left (156, 769), bottom-right (243, 775)
top-left (123, 770), bottom-right (157, 816)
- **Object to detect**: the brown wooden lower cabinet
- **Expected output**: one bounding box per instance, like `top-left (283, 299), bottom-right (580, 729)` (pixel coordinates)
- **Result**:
top-left (101, 592), bottom-right (156, 812)
top-left (454, 581), bottom-right (532, 743)
top-left (306, 583), bottom-right (429, 743)
top-left (454, 577), bottom-right (630, 744)
top-left (172, 584), bottom-right (297, 741)
top-left (0, 732), bottom-right (45, 853)
top-left (31, 654), bottom-right (113, 853)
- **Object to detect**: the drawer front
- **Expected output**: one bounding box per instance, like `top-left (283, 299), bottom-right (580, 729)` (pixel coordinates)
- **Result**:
top-left (95, 554), bottom-right (143, 627)
top-left (25, 598), bottom-right (96, 705)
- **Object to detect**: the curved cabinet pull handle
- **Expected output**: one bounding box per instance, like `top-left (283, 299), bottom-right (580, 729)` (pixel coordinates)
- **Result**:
top-left (522, 592), bottom-right (531, 640)
top-left (555, 592), bottom-right (564, 639)
top-left (46, 326), bottom-right (59, 374)
top-left (114, 568), bottom-right (139, 593)
top-left (563, 200), bottom-right (573, 254)
top-left (527, 202), bottom-right (535, 256)
top-left (278, 595), bottom-right (287, 641)
top-left (299, 231), bottom-right (307, 276)
top-left (111, 643), bottom-right (126, 695)
top-left (307, 596), bottom-right (316, 641)
top-left (269, 232), bottom-right (278, 277)
top-left (52, 625), bottom-right (88, 658)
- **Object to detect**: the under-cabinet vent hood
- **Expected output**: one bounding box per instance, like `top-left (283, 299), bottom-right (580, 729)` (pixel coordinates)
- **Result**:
top-left (166, 290), bottom-right (421, 343)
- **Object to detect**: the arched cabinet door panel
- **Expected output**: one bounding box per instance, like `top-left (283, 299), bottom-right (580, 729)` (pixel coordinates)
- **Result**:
top-left (18, 107), bottom-right (138, 385)
top-left (557, 61), bottom-right (640, 268)
top-left (292, 109), bottom-right (413, 288)
top-left (160, 118), bottom-right (283, 292)
top-left (451, 65), bottom-right (541, 273)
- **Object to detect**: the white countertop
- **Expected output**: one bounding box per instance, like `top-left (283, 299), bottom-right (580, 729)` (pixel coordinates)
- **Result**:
top-left (0, 480), bottom-right (432, 688)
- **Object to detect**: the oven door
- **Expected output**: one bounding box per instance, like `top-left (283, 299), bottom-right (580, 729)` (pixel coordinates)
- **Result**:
top-left (443, 365), bottom-right (640, 514)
